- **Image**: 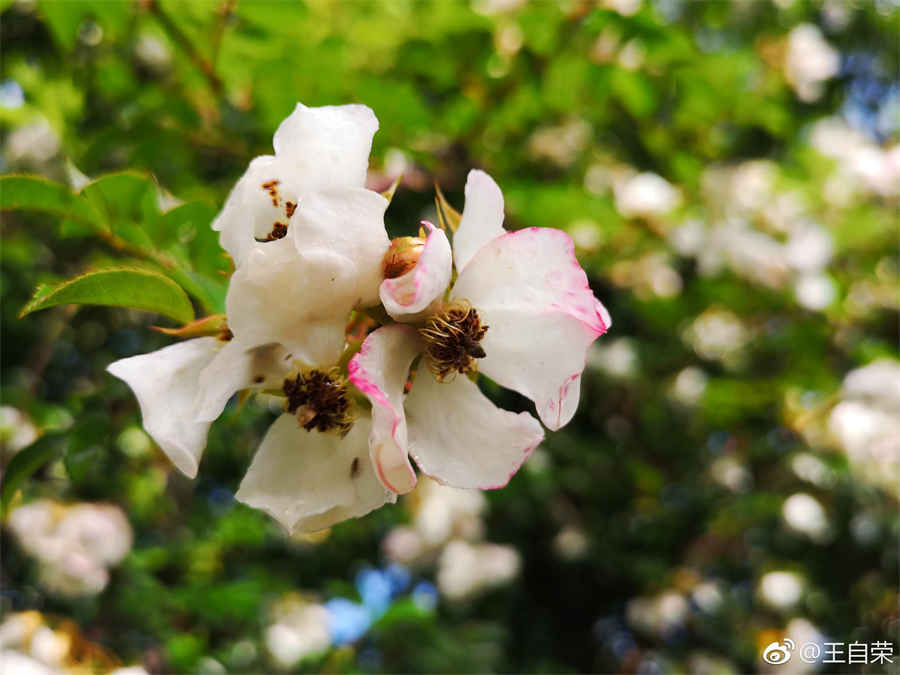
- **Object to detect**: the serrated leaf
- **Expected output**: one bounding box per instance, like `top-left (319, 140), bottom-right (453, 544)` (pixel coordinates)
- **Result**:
top-left (19, 267), bottom-right (195, 323)
top-left (79, 171), bottom-right (160, 240)
top-left (0, 174), bottom-right (99, 224)
top-left (1, 434), bottom-right (65, 515)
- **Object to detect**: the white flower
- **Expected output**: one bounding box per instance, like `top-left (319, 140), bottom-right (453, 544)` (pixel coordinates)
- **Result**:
top-left (614, 172), bottom-right (681, 218)
top-left (758, 570), bottom-right (805, 610)
top-left (108, 335), bottom-right (395, 533)
top-left (437, 540), bottom-right (520, 601)
top-left (106, 104), bottom-right (405, 533)
top-left (265, 598), bottom-right (332, 669)
top-left (214, 103), bottom-right (390, 365)
top-left (7, 500), bottom-right (132, 597)
top-left (782, 492), bottom-right (830, 542)
top-left (348, 170), bottom-right (611, 494)
top-left (784, 24), bottom-right (840, 103)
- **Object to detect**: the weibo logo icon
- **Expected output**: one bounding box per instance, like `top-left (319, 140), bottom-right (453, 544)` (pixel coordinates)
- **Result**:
top-left (762, 639), bottom-right (796, 665)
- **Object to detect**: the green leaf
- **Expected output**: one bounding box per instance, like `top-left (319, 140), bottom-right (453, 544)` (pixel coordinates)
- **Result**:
top-left (19, 267), bottom-right (195, 324)
top-left (0, 174), bottom-right (99, 224)
top-left (79, 171), bottom-right (160, 242)
top-left (1, 434), bottom-right (65, 515)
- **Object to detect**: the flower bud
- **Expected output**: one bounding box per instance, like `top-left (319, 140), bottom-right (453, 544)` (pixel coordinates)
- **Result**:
top-left (383, 236), bottom-right (426, 279)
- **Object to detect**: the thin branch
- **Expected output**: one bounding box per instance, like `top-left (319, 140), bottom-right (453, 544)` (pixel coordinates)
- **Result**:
top-left (145, 0), bottom-right (224, 95)
top-left (211, 0), bottom-right (237, 71)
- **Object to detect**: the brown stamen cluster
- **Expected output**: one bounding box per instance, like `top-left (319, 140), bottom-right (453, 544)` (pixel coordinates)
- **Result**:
top-left (419, 300), bottom-right (488, 381)
top-left (282, 368), bottom-right (354, 436)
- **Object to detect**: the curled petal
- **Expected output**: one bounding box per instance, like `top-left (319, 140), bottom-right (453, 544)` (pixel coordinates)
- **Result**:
top-left (211, 155), bottom-right (300, 267)
top-left (380, 222), bottom-right (452, 321)
top-left (406, 374), bottom-right (544, 490)
top-left (195, 340), bottom-right (292, 423)
top-left (453, 228), bottom-right (611, 430)
top-left (273, 103), bottom-right (378, 191)
top-left (348, 325), bottom-right (423, 494)
top-left (107, 338), bottom-right (219, 478)
top-left (225, 239), bottom-right (357, 366)
top-left (453, 170), bottom-right (507, 273)
top-left (290, 188), bottom-right (390, 308)
top-left (236, 414), bottom-right (394, 533)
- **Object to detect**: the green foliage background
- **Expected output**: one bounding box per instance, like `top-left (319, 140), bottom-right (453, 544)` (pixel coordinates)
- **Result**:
top-left (1, 0), bottom-right (898, 673)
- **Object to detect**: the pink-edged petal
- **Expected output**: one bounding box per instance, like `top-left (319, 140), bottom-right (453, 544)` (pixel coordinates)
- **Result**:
top-left (107, 338), bottom-right (219, 478)
top-left (453, 170), bottom-right (507, 273)
top-left (380, 222), bottom-right (452, 321)
top-left (405, 373), bottom-right (544, 490)
top-left (273, 103), bottom-right (378, 191)
top-left (290, 188), bottom-right (390, 308)
top-left (452, 227), bottom-right (611, 430)
top-left (348, 324), bottom-right (423, 494)
top-left (225, 238), bottom-right (357, 366)
top-left (235, 413), bottom-right (394, 533)
top-left (195, 340), bottom-right (291, 423)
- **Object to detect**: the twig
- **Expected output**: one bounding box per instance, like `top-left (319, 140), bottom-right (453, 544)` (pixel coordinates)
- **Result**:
top-left (145, 0), bottom-right (224, 95)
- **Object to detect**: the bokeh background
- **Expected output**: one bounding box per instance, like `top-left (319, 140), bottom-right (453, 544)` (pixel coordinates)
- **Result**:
top-left (1, 0), bottom-right (898, 673)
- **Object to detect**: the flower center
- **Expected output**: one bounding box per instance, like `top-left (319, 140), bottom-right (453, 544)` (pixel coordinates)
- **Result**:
top-left (419, 300), bottom-right (488, 382)
top-left (282, 368), bottom-right (354, 436)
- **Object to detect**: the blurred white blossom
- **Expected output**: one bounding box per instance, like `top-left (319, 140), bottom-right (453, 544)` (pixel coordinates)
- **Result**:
top-left (528, 118), bottom-right (592, 167)
top-left (614, 172), bottom-right (681, 219)
top-left (588, 337), bottom-right (639, 378)
top-left (7, 500), bottom-right (132, 597)
top-left (0, 405), bottom-right (38, 456)
top-left (782, 492), bottom-right (831, 542)
top-left (4, 118), bottom-right (60, 168)
top-left (828, 359), bottom-right (900, 497)
top-left (264, 596), bottom-right (332, 669)
top-left (784, 24), bottom-right (840, 102)
top-left (437, 540), bottom-right (520, 602)
top-left (626, 591), bottom-right (689, 637)
top-left (758, 570), bottom-right (805, 610)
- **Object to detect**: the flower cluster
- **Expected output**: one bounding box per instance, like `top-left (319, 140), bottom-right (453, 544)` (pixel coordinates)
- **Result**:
top-left (108, 102), bottom-right (611, 533)
top-left (6, 500), bottom-right (133, 597)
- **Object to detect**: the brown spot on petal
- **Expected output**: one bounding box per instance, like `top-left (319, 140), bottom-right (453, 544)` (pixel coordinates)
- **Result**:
top-left (261, 179), bottom-right (280, 207)
top-left (350, 457), bottom-right (360, 478)
top-left (285, 201), bottom-right (297, 218)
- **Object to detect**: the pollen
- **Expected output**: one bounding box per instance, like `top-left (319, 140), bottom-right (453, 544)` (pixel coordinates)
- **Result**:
top-left (261, 179), bottom-right (280, 207)
top-left (282, 368), bottom-right (354, 436)
top-left (419, 300), bottom-right (488, 381)
top-left (259, 221), bottom-right (288, 242)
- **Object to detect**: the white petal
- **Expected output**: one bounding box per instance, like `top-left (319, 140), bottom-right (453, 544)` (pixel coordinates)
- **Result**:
top-left (236, 414), bottom-right (394, 533)
top-left (453, 170), bottom-right (507, 273)
top-left (225, 239), bottom-right (357, 366)
top-left (195, 340), bottom-right (292, 422)
top-left (380, 222), bottom-right (452, 321)
top-left (452, 228), bottom-right (611, 430)
top-left (107, 338), bottom-right (219, 478)
top-left (406, 374), bottom-right (543, 490)
top-left (290, 188), bottom-right (390, 308)
top-left (211, 155), bottom-right (300, 267)
top-left (273, 103), bottom-right (378, 191)
top-left (348, 325), bottom-right (423, 494)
